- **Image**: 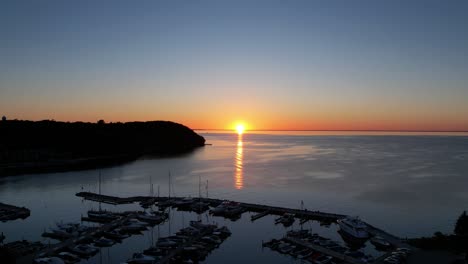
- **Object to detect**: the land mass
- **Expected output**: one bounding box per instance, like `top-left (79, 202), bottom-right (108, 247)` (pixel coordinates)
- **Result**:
top-left (0, 120), bottom-right (205, 176)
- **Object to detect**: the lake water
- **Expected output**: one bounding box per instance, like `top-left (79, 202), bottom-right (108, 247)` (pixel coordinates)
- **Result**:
top-left (1, 131), bottom-right (468, 263)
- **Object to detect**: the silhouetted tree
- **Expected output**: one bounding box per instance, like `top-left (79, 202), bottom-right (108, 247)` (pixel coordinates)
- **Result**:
top-left (1, 116), bottom-right (6, 121)
top-left (455, 211), bottom-right (468, 236)
top-left (97, 119), bottom-right (105, 125)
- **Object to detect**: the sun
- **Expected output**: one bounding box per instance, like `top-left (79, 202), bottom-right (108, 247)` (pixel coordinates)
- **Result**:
top-left (236, 124), bottom-right (245, 135)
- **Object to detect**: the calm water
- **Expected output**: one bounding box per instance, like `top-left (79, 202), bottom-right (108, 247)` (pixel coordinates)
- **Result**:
top-left (1, 131), bottom-right (468, 263)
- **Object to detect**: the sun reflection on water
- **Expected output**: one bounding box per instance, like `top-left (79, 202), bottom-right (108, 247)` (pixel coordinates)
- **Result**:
top-left (235, 134), bottom-right (243, 189)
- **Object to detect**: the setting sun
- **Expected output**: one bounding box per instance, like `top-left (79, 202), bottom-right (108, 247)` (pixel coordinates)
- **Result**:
top-left (236, 124), bottom-right (245, 134)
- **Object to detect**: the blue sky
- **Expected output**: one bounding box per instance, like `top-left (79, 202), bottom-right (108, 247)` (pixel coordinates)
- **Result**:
top-left (1, 0), bottom-right (467, 130)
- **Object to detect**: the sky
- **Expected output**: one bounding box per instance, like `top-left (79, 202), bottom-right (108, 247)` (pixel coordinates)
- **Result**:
top-left (1, 0), bottom-right (467, 131)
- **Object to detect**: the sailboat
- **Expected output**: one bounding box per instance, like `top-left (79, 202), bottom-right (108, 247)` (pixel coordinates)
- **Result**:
top-left (87, 173), bottom-right (118, 222)
top-left (156, 171), bottom-right (175, 209)
top-left (140, 176), bottom-right (158, 208)
top-left (190, 175), bottom-right (209, 213)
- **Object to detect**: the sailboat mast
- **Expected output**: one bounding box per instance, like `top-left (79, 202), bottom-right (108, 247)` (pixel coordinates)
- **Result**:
top-left (168, 171), bottom-right (171, 200)
top-left (98, 172), bottom-right (102, 211)
top-left (198, 175), bottom-right (202, 221)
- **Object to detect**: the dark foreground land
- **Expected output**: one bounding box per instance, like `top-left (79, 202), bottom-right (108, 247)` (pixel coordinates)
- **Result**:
top-left (0, 120), bottom-right (205, 176)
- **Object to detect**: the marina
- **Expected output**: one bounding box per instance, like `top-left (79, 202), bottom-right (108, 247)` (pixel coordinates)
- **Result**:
top-left (3, 191), bottom-right (408, 263)
top-left (0, 189), bottom-right (414, 263)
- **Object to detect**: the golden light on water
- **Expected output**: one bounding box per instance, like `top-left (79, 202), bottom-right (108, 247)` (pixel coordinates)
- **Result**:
top-left (236, 124), bottom-right (245, 135)
top-left (234, 134), bottom-right (243, 190)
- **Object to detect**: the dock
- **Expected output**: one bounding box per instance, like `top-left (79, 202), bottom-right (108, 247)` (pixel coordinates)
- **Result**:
top-left (285, 236), bottom-right (365, 264)
top-left (38, 212), bottom-right (137, 257)
top-left (366, 223), bottom-right (412, 249)
top-left (76, 192), bottom-right (347, 222)
top-left (76, 192), bottom-right (146, 205)
top-left (251, 210), bottom-right (270, 221)
top-left (0, 202), bottom-right (30, 222)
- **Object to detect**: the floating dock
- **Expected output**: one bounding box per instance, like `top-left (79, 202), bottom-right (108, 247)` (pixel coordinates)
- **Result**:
top-left (0, 202), bottom-right (30, 222)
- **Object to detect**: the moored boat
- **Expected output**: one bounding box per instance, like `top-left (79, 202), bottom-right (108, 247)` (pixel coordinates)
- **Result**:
top-left (370, 235), bottom-right (392, 249)
top-left (337, 216), bottom-right (369, 239)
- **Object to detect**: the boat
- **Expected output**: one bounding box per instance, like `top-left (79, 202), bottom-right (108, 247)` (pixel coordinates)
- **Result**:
top-left (201, 235), bottom-right (222, 246)
top-left (209, 201), bottom-right (241, 215)
top-left (213, 226), bottom-right (231, 238)
top-left (136, 211), bottom-right (165, 224)
top-left (370, 235), bottom-right (392, 249)
top-left (87, 210), bottom-right (118, 221)
top-left (172, 197), bottom-right (195, 208)
top-left (103, 229), bottom-right (129, 241)
top-left (43, 223), bottom-right (83, 240)
top-left (70, 244), bottom-right (99, 257)
top-left (275, 213), bottom-right (295, 226)
top-left (313, 255), bottom-right (333, 264)
top-left (127, 253), bottom-right (157, 264)
top-left (190, 201), bottom-right (210, 213)
top-left (94, 237), bottom-right (115, 247)
top-left (224, 205), bottom-right (244, 219)
top-left (337, 216), bottom-right (369, 239)
top-left (143, 246), bottom-right (166, 257)
top-left (56, 252), bottom-right (81, 263)
top-left (34, 257), bottom-right (65, 264)
top-left (121, 224), bottom-right (147, 234)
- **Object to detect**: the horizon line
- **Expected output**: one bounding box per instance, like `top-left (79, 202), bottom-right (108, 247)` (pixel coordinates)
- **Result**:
top-left (194, 128), bottom-right (468, 133)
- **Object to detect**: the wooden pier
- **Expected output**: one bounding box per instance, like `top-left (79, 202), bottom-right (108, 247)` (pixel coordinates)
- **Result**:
top-left (0, 202), bottom-right (30, 222)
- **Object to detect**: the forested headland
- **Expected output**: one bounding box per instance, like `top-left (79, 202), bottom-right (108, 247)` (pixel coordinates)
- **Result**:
top-left (0, 119), bottom-right (205, 176)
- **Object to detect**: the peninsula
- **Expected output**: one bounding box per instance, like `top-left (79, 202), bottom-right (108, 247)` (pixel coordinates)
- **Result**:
top-left (0, 120), bottom-right (205, 176)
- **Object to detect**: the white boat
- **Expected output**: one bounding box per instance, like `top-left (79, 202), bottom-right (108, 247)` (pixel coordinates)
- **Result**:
top-left (337, 217), bottom-right (369, 239)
